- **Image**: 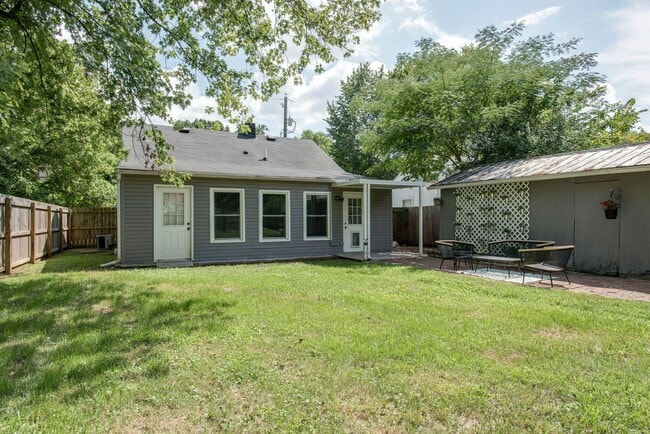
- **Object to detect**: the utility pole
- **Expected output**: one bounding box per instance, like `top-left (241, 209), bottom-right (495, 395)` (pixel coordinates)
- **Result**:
top-left (282, 93), bottom-right (288, 138)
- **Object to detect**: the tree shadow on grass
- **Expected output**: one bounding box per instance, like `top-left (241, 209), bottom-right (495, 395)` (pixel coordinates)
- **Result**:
top-left (0, 273), bottom-right (235, 405)
top-left (10, 250), bottom-right (117, 275)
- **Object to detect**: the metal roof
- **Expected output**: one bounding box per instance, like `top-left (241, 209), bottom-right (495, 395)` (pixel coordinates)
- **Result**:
top-left (118, 125), bottom-right (360, 183)
top-left (434, 142), bottom-right (650, 188)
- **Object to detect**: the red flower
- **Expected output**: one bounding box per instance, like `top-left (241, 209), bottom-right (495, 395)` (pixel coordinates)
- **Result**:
top-left (600, 199), bottom-right (620, 210)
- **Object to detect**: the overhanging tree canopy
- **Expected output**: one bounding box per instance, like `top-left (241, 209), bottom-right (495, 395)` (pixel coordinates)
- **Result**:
top-left (1, 0), bottom-right (381, 179)
top-left (362, 23), bottom-right (649, 180)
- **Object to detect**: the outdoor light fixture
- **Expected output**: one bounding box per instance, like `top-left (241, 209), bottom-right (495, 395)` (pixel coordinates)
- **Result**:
top-left (335, 195), bottom-right (344, 202)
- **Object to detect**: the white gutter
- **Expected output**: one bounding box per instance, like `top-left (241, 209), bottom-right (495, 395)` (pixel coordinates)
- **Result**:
top-left (117, 168), bottom-right (339, 184)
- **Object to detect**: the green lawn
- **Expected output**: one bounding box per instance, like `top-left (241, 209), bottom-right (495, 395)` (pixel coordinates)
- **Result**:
top-left (1, 251), bottom-right (648, 432)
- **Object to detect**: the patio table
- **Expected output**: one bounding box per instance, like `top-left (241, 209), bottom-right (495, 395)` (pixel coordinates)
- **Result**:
top-left (472, 254), bottom-right (521, 277)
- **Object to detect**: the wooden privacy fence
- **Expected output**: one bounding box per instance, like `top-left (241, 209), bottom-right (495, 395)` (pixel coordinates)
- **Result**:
top-left (393, 206), bottom-right (440, 247)
top-left (69, 207), bottom-right (117, 248)
top-left (1, 194), bottom-right (70, 275)
top-left (1, 194), bottom-right (118, 275)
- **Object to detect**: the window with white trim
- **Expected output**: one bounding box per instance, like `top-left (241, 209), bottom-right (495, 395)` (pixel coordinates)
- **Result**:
top-left (259, 190), bottom-right (290, 241)
top-left (210, 188), bottom-right (245, 242)
top-left (304, 192), bottom-right (330, 240)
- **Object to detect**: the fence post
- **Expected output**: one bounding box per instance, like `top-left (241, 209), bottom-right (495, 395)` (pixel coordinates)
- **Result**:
top-left (59, 208), bottom-right (64, 253)
top-left (30, 202), bottom-right (36, 263)
top-left (4, 198), bottom-right (12, 275)
top-left (46, 205), bottom-right (52, 257)
top-left (64, 209), bottom-right (69, 249)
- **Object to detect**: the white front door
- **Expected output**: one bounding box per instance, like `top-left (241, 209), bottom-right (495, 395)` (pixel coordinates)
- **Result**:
top-left (154, 186), bottom-right (192, 261)
top-left (343, 192), bottom-right (363, 252)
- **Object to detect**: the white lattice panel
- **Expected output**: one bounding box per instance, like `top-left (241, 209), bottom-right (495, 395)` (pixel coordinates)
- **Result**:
top-left (454, 182), bottom-right (530, 252)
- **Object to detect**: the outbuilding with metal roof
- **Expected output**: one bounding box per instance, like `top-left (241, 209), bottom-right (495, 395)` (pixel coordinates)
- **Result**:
top-left (434, 142), bottom-right (650, 275)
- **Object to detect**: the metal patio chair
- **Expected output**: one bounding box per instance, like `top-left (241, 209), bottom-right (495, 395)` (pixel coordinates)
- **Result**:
top-left (451, 241), bottom-right (476, 271)
top-left (434, 240), bottom-right (455, 270)
top-left (519, 245), bottom-right (574, 287)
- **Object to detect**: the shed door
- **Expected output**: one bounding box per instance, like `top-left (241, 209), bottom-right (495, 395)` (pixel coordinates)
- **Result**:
top-left (154, 186), bottom-right (192, 261)
top-left (574, 181), bottom-right (620, 275)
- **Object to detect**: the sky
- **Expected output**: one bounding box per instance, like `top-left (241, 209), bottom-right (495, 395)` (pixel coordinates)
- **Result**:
top-left (168, 0), bottom-right (650, 137)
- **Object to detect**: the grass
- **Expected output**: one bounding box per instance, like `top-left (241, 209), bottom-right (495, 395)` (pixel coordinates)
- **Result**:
top-left (1, 251), bottom-right (648, 432)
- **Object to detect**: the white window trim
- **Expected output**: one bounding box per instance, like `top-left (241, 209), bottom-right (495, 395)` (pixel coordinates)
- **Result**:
top-left (210, 187), bottom-right (245, 243)
top-left (303, 191), bottom-right (331, 241)
top-left (259, 190), bottom-right (291, 242)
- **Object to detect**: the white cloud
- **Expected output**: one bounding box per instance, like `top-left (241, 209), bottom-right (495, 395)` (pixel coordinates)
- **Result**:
top-left (387, 0), bottom-right (425, 14)
top-left (251, 62), bottom-right (355, 135)
top-left (599, 1), bottom-right (650, 126)
top-left (248, 60), bottom-right (386, 136)
top-left (164, 82), bottom-right (227, 125)
top-left (349, 18), bottom-right (390, 60)
top-left (603, 83), bottom-right (617, 104)
top-left (515, 6), bottom-right (561, 26)
top-left (399, 17), bottom-right (471, 49)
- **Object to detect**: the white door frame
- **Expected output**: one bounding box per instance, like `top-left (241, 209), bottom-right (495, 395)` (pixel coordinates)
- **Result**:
top-left (153, 185), bottom-right (194, 261)
top-left (343, 191), bottom-right (364, 253)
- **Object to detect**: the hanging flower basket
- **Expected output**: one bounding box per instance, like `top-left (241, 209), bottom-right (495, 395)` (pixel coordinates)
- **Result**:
top-left (604, 208), bottom-right (618, 219)
top-left (600, 195), bottom-right (620, 220)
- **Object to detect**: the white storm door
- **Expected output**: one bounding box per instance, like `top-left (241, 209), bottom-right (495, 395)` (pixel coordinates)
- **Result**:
top-left (343, 192), bottom-right (363, 252)
top-left (154, 186), bottom-right (192, 261)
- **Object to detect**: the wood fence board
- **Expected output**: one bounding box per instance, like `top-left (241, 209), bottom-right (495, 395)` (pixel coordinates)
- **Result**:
top-left (69, 207), bottom-right (117, 248)
top-left (0, 194), bottom-right (75, 274)
top-left (13, 205), bottom-right (30, 233)
top-left (12, 236), bottom-right (30, 265)
top-left (35, 232), bottom-right (48, 260)
top-left (392, 206), bottom-right (440, 247)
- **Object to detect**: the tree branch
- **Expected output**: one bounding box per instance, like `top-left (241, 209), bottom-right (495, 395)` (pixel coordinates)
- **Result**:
top-left (0, 0), bottom-right (23, 20)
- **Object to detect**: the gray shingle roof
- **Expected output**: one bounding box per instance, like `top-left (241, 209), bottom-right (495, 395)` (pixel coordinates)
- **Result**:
top-left (119, 125), bottom-right (359, 182)
top-left (435, 142), bottom-right (650, 187)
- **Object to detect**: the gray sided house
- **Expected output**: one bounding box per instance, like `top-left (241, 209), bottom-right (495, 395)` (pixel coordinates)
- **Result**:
top-left (117, 126), bottom-right (425, 266)
top-left (435, 142), bottom-right (650, 276)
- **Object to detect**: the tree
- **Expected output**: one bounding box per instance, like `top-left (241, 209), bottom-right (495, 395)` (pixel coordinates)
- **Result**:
top-left (300, 130), bottom-right (333, 153)
top-left (255, 123), bottom-right (269, 135)
top-left (173, 119), bottom-right (227, 131)
top-left (1, 0), bottom-right (382, 175)
top-left (0, 39), bottom-right (123, 207)
top-left (363, 24), bottom-right (650, 180)
top-left (326, 62), bottom-right (395, 178)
